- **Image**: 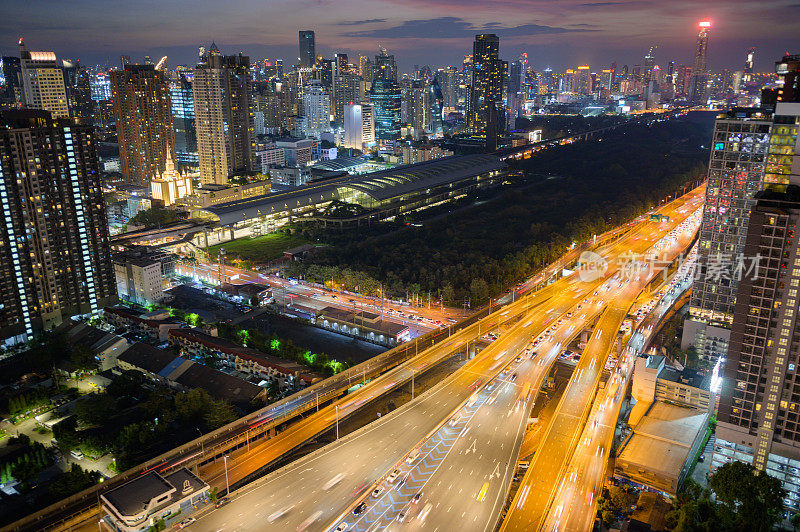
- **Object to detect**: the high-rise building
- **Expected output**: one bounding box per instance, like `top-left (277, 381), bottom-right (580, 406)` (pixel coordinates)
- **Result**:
top-left (509, 59), bottom-right (524, 95)
top-left (690, 21), bottom-right (711, 104)
top-left (1, 56), bottom-right (22, 102)
top-left (468, 34), bottom-right (505, 136)
top-left (193, 45), bottom-right (256, 185)
top-left (683, 107), bottom-right (773, 362)
top-left (774, 55), bottom-right (800, 104)
top-left (374, 49), bottom-right (397, 82)
top-left (90, 72), bottom-right (112, 101)
top-left (744, 47), bottom-right (755, 83)
top-left (406, 79), bottom-right (431, 133)
top-left (61, 59), bottom-right (93, 120)
top-left (299, 30), bottom-right (315, 69)
top-left (18, 39), bottom-right (69, 118)
top-left (575, 66), bottom-right (592, 95)
top-left (111, 64), bottom-right (175, 186)
top-left (0, 109), bottom-right (116, 344)
top-left (343, 103), bottom-right (375, 149)
top-left (677, 65), bottom-right (693, 97)
top-left (170, 71), bottom-right (198, 167)
top-left (332, 70), bottom-right (361, 126)
top-left (437, 67), bottom-right (460, 109)
top-left (301, 79), bottom-right (331, 138)
top-left (371, 79), bottom-right (401, 141)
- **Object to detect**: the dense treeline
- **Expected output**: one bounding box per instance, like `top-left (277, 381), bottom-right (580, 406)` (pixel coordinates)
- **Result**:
top-left (285, 112), bottom-right (715, 305)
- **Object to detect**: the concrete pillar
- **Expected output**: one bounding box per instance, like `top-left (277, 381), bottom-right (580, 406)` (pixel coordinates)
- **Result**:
top-left (203, 229), bottom-right (209, 249)
top-left (230, 227), bottom-right (235, 241)
top-left (468, 342), bottom-right (477, 359)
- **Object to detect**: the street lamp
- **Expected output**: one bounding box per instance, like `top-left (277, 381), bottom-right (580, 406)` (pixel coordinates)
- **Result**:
top-left (222, 455), bottom-right (230, 496)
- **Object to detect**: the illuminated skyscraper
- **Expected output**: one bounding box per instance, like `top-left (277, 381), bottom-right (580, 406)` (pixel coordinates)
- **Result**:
top-left (18, 39), bottom-right (69, 118)
top-left (299, 30), bottom-right (315, 69)
top-left (0, 109), bottom-right (116, 344)
top-left (468, 34), bottom-right (505, 136)
top-left (374, 49), bottom-right (397, 82)
top-left (170, 71), bottom-right (198, 167)
top-left (371, 79), bottom-right (401, 141)
top-left (744, 47), bottom-right (755, 83)
top-left (193, 45), bottom-right (256, 185)
top-left (111, 64), bottom-right (175, 186)
top-left (690, 21), bottom-right (711, 104)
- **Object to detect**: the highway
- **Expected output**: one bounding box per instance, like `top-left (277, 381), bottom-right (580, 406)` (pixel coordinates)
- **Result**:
top-left (541, 249), bottom-right (697, 532)
top-left (501, 196), bottom-right (703, 532)
top-left (186, 283), bottom-right (589, 532)
top-left (180, 187), bottom-right (705, 532)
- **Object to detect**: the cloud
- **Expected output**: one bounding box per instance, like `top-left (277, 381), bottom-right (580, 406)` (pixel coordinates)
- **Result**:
top-left (581, 2), bottom-right (627, 6)
top-left (338, 18), bottom-right (387, 26)
top-left (342, 17), bottom-right (594, 39)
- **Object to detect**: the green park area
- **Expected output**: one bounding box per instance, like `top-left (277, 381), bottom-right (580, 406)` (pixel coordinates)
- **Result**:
top-left (207, 232), bottom-right (310, 263)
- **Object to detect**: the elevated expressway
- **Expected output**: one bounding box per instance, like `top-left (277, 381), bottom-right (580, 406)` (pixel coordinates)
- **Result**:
top-left (501, 199), bottom-right (702, 532)
top-left (184, 186), bottom-right (705, 532)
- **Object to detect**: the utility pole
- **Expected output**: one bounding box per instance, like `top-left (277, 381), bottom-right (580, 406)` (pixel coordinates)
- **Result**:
top-left (223, 455), bottom-right (230, 496)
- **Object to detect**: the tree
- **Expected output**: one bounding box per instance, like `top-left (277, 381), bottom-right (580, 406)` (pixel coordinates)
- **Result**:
top-left (708, 461), bottom-right (786, 532)
top-left (469, 278), bottom-right (489, 304)
top-left (129, 206), bottom-right (183, 228)
top-left (791, 512), bottom-right (800, 531)
top-left (74, 394), bottom-right (114, 425)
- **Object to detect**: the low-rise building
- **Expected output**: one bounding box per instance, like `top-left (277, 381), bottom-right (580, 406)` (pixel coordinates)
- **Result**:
top-left (116, 341), bottom-right (268, 408)
top-left (255, 147), bottom-right (285, 173)
top-left (632, 354), bottom-right (712, 411)
top-left (104, 306), bottom-right (183, 342)
top-left (269, 166), bottom-right (311, 188)
top-left (275, 137), bottom-right (314, 167)
top-left (400, 144), bottom-right (454, 165)
top-left (101, 468), bottom-right (209, 532)
top-left (314, 306), bottom-right (410, 347)
top-left (180, 181), bottom-right (272, 209)
top-left (113, 251), bottom-right (165, 307)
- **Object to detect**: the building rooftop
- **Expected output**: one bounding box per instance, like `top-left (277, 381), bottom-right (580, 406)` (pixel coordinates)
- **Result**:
top-left (102, 471), bottom-right (174, 518)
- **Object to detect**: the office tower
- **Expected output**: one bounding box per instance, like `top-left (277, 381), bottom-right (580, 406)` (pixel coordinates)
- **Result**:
top-left (111, 64), bottom-right (175, 186)
top-left (562, 70), bottom-right (576, 93)
top-left (406, 79), bottom-right (431, 133)
top-left (509, 59), bottom-right (524, 95)
top-left (683, 107), bottom-right (773, 362)
top-left (61, 60), bottom-right (93, 120)
top-left (540, 67), bottom-right (554, 93)
top-left (468, 34), bottom-right (505, 136)
top-left (18, 39), bottom-right (69, 118)
top-left (1, 56), bottom-right (22, 102)
top-left (359, 55), bottom-right (373, 85)
top-left (744, 47), bottom-right (755, 83)
top-left (319, 58), bottom-right (334, 88)
top-left (643, 46), bottom-right (656, 85)
top-left (301, 79), bottom-right (331, 138)
top-left (371, 79), bottom-right (401, 141)
top-left (193, 45), bottom-right (256, 185)
top-left (343, 103), bottom-right (375, 149)
top-left (120, 55), bottom-right (131, 68)
top-left (690, 21), bottom-right (711, 104)
top-left (575, 66), bottom-right (592, 95)
top-left (299, 30), bottom-right (315, 69)
top-left (90, 72), bottom-right (112, 101)
top-left (332, 70), bottom-right (361, 126)
top-left (677, 65), bottom-right (693, 97)
top-left (428, 77), bottom-right (444, 137)
top-left (334, 53), bottom-right (349, 76)
top-left (170, 71), bottom-right (198, 167)
top-left (374, 49), bottom-right (397, 82)
top-left (438, 67), bottom-right (460, 109)
top-left (0, 109), bottom-right (116, 344)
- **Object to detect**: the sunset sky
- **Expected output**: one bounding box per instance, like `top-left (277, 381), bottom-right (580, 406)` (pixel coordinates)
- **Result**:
top-left (2, 0), bottom-right (798, 72)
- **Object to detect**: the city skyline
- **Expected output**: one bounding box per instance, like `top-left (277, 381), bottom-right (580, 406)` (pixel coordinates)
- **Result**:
top-left (2, 1), bottom-right (798, 72)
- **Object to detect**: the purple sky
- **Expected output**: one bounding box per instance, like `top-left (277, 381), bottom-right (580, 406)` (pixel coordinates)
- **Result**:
top-left (2, 0), bottom-right (798, 73)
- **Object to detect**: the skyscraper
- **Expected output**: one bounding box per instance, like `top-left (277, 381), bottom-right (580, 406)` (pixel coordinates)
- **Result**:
top-left (299, 30), bottom-right (315, 69)
top-left (301, 79), bottom-right (331, 138)
top-left (683, 107), bottom-right (773, 362)
top-left (61, 59), bottom-right (93, 121)
top-left (744, 47), bottom-right (755, 83)
top-left (374, 49), bottom-right (397, 82)
top-left (332, 70), bottom-right (361, 126)
top-left (171, 71), bottom-right (198, 167)
top-left (193, 45), bottom-right (256, 185)
top-left (343, 103), bottom-right (375, 149)
top-left (690, 21), bottom-right (711, 104)
top-left (111, 64), bottom-right (175, 186)
top-left (1, 56), bottom-right (22, 102)
top-left (18, 39), bottom-right (69, 118)
top-left (371, 79), bottom-right (401, 141)
top-left (468, 34), bottom-right (505, 136)
top-left (0, 109), bottom-right (116, 344)
top-left (437, 67), bottom-right (460, 109)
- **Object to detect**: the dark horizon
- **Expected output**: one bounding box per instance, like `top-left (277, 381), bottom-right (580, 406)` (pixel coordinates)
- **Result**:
top-left (2, 0), bottom-right (798, 74)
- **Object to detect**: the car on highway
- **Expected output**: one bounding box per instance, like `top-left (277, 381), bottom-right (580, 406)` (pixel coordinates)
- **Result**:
top-left (353, 502), bottom-right (367, 515)
top-left (406, 449), bottom-right (420, 464)
top-left (372, 486), bottom-right (385, 498)
top-left (297, 511), bottom-right (323, 531)
top-left (324, 473), bottom-right (345, 490)
top-left (268, 505), bottom-right (294, 522)
top-left (387, 469), bottom-right (401, 483)
top-left (397, 508), bottom-right (408, 522)
top-left (178, 517), bottom-right (196, 528)
top-left (214, 497), bottom-right (230, 508)
top-left (418, 503), bottom-right (433, 523)
top-left (335, 523), bottom-right (349, 532)
top-left (412, 491), bottom-right (423, 504)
